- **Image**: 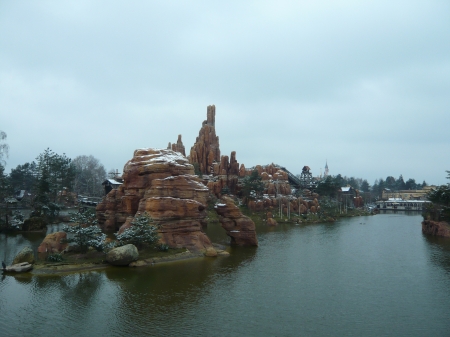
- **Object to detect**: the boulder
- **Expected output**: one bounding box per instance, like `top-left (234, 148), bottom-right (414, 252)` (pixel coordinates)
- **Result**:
top-left (22, 217), bottom-right (47, 231)
top-left (12, 246), bottom-right (35, 264)
top-left (106, 244), bottom-right (139, 266)
top-left (4, 262), bottom-right (33, 273)
top-left (204, 247), bottom-right (218, 257)
top-left (37, 232), bottom-right (68, 253)
top-left (267, 218), bottom-right (278, 226)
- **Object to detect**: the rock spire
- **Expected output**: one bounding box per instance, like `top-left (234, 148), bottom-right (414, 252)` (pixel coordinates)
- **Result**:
top-left (168, 134), bottom-right (186, 156)
top-left (189, 105), bottom-right (220, 174)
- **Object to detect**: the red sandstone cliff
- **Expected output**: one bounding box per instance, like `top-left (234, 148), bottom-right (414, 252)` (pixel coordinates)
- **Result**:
top-left (96, 148), bottom-right (214, 251)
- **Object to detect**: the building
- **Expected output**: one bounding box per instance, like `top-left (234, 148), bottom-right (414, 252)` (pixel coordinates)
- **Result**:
top-left (381, 186), bottom-right (436, 201)
top-left (102, 178), bottom-right (123, 196)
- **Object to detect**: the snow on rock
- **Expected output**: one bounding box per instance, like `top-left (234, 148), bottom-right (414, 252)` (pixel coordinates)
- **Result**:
top-left (97, 148), bottom-right (214, 252)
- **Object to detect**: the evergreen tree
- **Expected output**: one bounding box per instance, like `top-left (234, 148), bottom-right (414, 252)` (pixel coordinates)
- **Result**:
top-left (241, 170), bottom-right (264, 199)
top-left (316, 175), bottom-right (339, 199)
top-left (63, 211), bottom-right (106, 252)
top-left (32, 149), bottom-right (76, 217)
top-left (348, 177), bottom-right (360, 190)
top-left (0, 131), bottom-right (8, 166)
top-left (360, 180), bottom-right (370, 192)
top-left (0, 164), bottom-right (13, 229)
top-left (396, 174), bottom-right (406, 190)
top-left (115, 213), bottom-right (159, 250)
top-left (385, 176), bottom-right (396, 190)
top-left (9, 162), bottom-right (37, 192)
top-left (334, 174), bottom-right (345, 188)
top-left (405, 178), bottom-right (417, 190)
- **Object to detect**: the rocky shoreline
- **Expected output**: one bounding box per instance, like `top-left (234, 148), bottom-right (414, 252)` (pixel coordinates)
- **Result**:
top-left (422, 220), bottom-right (450, 238)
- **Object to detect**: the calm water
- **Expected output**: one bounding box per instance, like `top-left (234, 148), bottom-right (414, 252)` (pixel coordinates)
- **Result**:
top-left (1, 213), bottom-right (450, 336)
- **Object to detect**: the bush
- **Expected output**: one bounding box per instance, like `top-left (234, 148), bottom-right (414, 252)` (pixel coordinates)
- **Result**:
top-left (155, 243), bottom-right (169, 252)
top-left (63, 211), bottom-right (106, 253)
top-left (47, 253), bottom-right (63, 262)
top-left (115, 213), bottom-right (159, 250)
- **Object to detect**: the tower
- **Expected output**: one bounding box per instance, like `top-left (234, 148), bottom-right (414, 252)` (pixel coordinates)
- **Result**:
top-left (324, 160), bottom-right (329, 178)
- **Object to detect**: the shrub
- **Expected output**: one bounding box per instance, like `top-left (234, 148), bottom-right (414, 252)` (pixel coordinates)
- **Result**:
top-left (155, 243), bottom-right (169, 252)
top-left (115, 213), bottom-right (159, 250)
top-left (47, 253), bottom-right (63, 262)
top-left (63, 210), bottom-right (106, 253)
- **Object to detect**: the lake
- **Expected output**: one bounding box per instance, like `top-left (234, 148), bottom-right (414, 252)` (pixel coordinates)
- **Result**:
top-left (1, 213), bottom-right (450, 336)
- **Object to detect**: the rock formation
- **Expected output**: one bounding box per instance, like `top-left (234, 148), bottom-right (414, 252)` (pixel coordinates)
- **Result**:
top-left (97, 148), bottom-right (215, 252)
top-left (106, 244), bottom-right (139, 266)
top-left (422, 220), bottom-right (450, 237)
top-left (22, 217), bottom-right (46, 231)
top-left (189, 105), bottom-right (221, 174)
top-left (188, 105), bottom-right (243, 196)
top-left (168, 134), bottom-right (186, 156)
top-left (3, 262), bottom-right (33, 273)
top-left (37, 232), bottom-right (68, 253)
top-left (214, 196), bottom-right (258, 246)
top-left (12, 246), bottom-right (35, 265)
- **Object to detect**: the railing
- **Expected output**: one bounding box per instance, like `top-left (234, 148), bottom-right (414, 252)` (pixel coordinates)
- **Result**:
top-left (279, 167), bottom-right (302, 188)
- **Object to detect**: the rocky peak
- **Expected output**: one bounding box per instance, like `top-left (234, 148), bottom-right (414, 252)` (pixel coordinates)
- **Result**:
top-left (168, 134), bottom-right (186, 156)
top-left (206, 104), bottom-right (215, 127)
top-left (96, 148), bottom-right (215, 252)
top-left (189, 105), bottom-right (221, 174)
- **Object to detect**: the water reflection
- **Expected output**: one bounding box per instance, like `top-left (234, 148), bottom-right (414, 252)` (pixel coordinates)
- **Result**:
top-left (101, 246), bottom-right (257, 336)
top-left (423, 235), bottom-right (450, 274)
top-left (0, 223), bottom-right (66, 263)
top-left (1, 214), bottom-right (450, 337)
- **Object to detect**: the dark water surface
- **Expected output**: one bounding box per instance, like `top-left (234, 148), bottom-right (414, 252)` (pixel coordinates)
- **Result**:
top-left (1, 213), bottom-right (450, 336)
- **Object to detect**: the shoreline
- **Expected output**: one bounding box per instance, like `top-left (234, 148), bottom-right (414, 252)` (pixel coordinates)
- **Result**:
top-left (17, 248), bottom-right (227, 276)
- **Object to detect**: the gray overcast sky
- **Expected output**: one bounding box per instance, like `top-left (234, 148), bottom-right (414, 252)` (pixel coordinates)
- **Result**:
top-left (1, 0), bottom-right (449, 185)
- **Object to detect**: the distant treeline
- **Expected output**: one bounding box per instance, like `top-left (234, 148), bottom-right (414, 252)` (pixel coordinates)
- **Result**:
top-left (315, 174), bottom-right (427, 200)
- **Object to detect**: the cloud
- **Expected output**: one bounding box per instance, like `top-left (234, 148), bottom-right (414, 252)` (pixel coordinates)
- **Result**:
top-left (0, 0), bottom-right (449, 185)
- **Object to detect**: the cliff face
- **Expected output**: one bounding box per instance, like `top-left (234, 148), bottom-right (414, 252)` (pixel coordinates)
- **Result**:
top-left (215, 196), bottom-right (258, 246)
top-left (422, 220), bottom-right (450, 237)
top-left (96, 148), bottom-right (214, 251)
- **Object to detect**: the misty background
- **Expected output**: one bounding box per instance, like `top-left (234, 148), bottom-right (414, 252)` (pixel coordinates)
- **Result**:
top-left (1, 1), bottom-right (449, 185)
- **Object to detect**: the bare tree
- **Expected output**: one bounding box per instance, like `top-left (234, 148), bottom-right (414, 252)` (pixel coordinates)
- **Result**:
top-left (72, 155), bottom-right (106, 197)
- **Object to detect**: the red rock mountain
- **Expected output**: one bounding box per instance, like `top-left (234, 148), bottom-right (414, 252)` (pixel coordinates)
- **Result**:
top-left (96, 148), bottom-right (214, 251)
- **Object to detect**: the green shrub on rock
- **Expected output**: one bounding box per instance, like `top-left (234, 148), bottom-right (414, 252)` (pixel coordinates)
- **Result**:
top-left (115, 213), bottom-right (159, 250)
top-left (63, 211), bottom-right (106, 253)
